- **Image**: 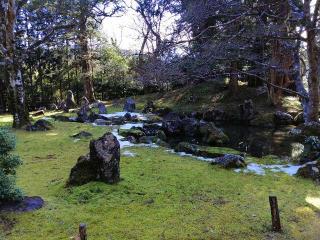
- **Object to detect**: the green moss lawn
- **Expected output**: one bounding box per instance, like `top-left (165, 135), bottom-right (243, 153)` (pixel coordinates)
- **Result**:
top-left (0, 112), bottom-right (319, 240)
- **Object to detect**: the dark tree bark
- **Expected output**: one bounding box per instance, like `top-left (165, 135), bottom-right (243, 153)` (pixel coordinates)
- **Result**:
top-left (269, 0), bottom-right (294, 106)
top-left (229, 61), bottom-right (239, 94)
top-left (79, 0), bottom-right (95, 102)
top-left (304, 0), bottom-right (320, 122)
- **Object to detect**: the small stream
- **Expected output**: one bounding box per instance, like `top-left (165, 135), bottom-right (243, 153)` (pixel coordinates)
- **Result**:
top-left (88, 112), bottom-right (305, 176)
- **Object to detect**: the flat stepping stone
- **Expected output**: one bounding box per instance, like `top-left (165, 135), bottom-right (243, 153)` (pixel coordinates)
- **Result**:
top-left (0, 196), bottom-right (44, 213)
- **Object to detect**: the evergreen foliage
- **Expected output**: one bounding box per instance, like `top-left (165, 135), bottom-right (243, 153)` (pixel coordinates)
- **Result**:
top-left (0, 128), bottom-right (22, 202)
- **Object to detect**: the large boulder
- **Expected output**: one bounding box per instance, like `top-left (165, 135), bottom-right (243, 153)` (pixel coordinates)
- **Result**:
top-left (210, 154), bottom-right (246, 169)
top-left (68, 133), bottom-right (120, 185)
top-left (123, 98), bottom-right (136, 112)
top-left (65, 90), bottom-right (77, 109)
top-left (26, 119), bottom-right (54, 131)
top-left (91, 101), bottom-right (107, 114)
top-left (181, 118), bottom-right (200, 137)
top-left (119, 128), bottom-right (145, 139)
top-left (296, 161), bottom-right (320, 181)
top-left (199, 122), bottom-right (229, 146)
top-left (77, 97), bottom-right (90, 123)
top-left (142, 123), bottom-right (163, 136)
top-left (162, 113), bottom-right (184, 136)
top-left (299, 136), bottom-right (320, 164)
top-left (274, 111), bottom-right (293, 126)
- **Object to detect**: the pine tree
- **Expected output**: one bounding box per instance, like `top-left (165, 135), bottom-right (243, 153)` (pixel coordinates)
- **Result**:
top-left (0, 128), bottom-right (22, 203)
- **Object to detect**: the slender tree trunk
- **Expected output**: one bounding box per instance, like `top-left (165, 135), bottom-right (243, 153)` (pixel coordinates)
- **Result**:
top-left (293, 48), bottom-right (309, 122)
top-left (1, 0), bottom-right (29, 128)
top-left (304, 0), bottom-right (319, 122)
top-left (306, 29), bottom-right (319, 121)
top-left (79, 1), bottom-right (95, 102)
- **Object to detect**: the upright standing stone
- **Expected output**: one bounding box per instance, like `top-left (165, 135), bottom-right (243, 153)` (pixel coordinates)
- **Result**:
top-left (123, 98), bottom-right (136, 112)
top-left (77, 97), bottom-right (90, 123)
top-left (68, 133), bottom-right (120, 186)
top-left (97, 102), bottom-right (107, 114)
top-left (65, 90), bottom-right (77, 109)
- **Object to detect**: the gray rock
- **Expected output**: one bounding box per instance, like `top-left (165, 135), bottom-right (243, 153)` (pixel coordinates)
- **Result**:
top-left (68, 133), bottom-right (120, 185)
top-left (26, 119), bottom-right (53, 131)
top-left (65, 90), bottom-right (77, 109)
top-left (296, 161), bottom-right (320, 181)
top-left (181, 118), bottom-right (200, 137)
top-left (96, 102), bottom-right (107, 114)
top-left (93, 119), bottom-right (109, 126)
top-left (211, 154), bottom-right (246, 168)
top-left (299, 136), bottom-right (320, 164)
top-left (123, 98), bottom-right (136, 112)
top-left (199, 122), bottom-right (229, 146)
top-left (162, 113), bottom-right (183, 136)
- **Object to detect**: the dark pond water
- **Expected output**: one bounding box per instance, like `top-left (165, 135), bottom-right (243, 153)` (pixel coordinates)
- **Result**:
top-left (220, 125), bottom-right (303, 158)
top-left (166, 124), bottom-right (303, 159)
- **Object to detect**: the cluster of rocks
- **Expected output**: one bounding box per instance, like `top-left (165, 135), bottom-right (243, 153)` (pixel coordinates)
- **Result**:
top-left (118, 123), bottom-right (168, 147)
top-left (161, 113), bottom-right (229, 145)
top-left (174, 142), bottom-right (246, 168)
top-left (26, 119), bottom-right (54, 132)
top-left (68, 133), bottom-right (120, 186)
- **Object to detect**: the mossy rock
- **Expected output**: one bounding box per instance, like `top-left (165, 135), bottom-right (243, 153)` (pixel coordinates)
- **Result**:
top-left (156, 130), bottom-right (167, 141)
top-left (145, 114), bottom-right (162, 123)
top-left (175, 142), bottom-right (199, 155)
top-left (119, 128), bottom-right (145, 139)
top-left (296, 161), bottom-right (320, 181)
top-left (199, 122), bottom-right (229, 146)
top-left (175, 142), bottom-right (238, 158)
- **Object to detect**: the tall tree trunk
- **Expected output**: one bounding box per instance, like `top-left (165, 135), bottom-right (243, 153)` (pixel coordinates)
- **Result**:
top-left (1, 0), bottom-right (29, 128)
top-left (305, 28), bottom-right (319, 122)
top-left (269, 1), bottom-right (294, 106)
top-left (293, 48), bottom-right (309, 122)
top-left (79, 1), bottom-right (95, 102)
top-left (304, 0), bottom-right (319, 122)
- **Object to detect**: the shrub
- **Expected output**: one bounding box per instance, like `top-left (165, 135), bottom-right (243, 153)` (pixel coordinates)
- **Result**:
top-left (0, 128), bottom-right (22, 203)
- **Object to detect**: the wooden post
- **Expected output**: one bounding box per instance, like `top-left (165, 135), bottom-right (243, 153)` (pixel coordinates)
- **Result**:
top-left (79, 223), bottom-right (87, 240)
top-left (269, 196), bottom-right (281, 232)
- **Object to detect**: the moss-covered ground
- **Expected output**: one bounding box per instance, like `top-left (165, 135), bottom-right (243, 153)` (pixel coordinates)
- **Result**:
top-left (0, 113), bottom-right (319, 240)
top-left (0, 82), bottom-right (317, 240)
top-left (109, 81), bottom-right (302, 114)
